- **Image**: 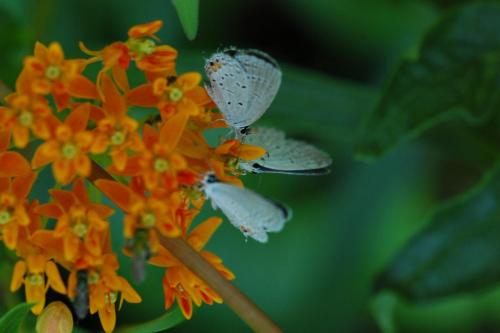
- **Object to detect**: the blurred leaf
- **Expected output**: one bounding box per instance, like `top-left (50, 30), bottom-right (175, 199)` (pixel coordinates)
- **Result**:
top-left (0, 303), bottom-right (34, 333)
top-left (115, 308), bottom-right (184, 333)
top-left (376, 161), bottom-right (500, 301)
top-left (357, 3), bottom-right (500, 160)
top-left (372, 291), bottom-right (398, 333)
top-left (171, 0), bottom-right (199, 40)
top-left (271, 65), bottom-right (377, 145)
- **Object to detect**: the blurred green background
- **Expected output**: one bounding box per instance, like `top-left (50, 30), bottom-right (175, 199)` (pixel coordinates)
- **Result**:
top-left (1, 0), bottom-right (500, 332)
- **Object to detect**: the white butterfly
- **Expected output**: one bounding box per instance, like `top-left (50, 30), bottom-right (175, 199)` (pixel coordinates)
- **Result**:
top-left (239, 127), bottom-right (332, 175)
top-left (203, 174), bottom-right (291, 243)
top-left (204, 48), bottom-right (281, 130)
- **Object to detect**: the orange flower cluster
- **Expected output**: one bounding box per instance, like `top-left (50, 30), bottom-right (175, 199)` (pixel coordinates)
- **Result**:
top-left (0, 20), bottom-right (264, 332)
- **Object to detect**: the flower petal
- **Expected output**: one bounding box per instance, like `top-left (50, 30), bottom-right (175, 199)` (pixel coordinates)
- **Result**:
top-left (10, 260), bottom-right (26, 292)
top-left (68, 75), bottom-right (99, 99)
top-left (176, 294), bottom-right (193, 320)
top-left (0, 130), bottom-right (11, 151)
top-left (125, 84), bottom-right (158, 107)
top-left (11, 171), bottom-right (36, 199)
top-left (159, 109), bottom-right (189, 152)
top-left (71, 178), bottom-right (89, 204)
top-left (98, 304), bottom-right (116, 333)
top-left (65, 104), bottom-right (89, 133)
top-left (177, 72), bottom-right (201, 91)
top-left (112, 65), bottom-right (129, 92)
top-left (32, 142), bottom-right (58, 169)
top-left (0, 152), bottom-right (31, 177)
top-left (188, 217), bottom-right (222, 251)
top-left (45, 261), bottom-right (67, 294)
top-left (117, 276), bottom-right (142, 303)
top-left (3, 223), bottom-right (18, 249)
top-left (101, 74), bottom-right (126, 117)
top-left (48, 42), bottom-right (64, 64)
top-left (94, 180), bottom-right (134, 212)
top-left (50, 189), bottom-right (75, 211)
top-left (35, 203), bottom-right (64, 218)
top-left (128, 20), bottom-right (163, 38)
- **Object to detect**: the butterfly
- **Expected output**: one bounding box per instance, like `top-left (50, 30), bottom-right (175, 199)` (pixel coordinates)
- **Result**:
top-left (203, 174), bottom-right (291, 243)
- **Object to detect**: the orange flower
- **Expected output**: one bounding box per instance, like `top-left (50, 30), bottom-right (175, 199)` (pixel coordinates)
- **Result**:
top-left (0, 172), bottom-right (37, 250)
top-left (80, 20), bottom-right (177, 97)
top-left (0, 93), bottom-right (53, 148)
top-left (113, 113), bottom-right (193, 190)
top-left (31, 104), bottom-right (93, 184)
top-left (67, 254), bottom-right (141, 332)
top-left (95, 179), bottom-right (182, 243)
top-left (35, 178), bottom-right (113, 262)
top-left (150, 217), bottom-right (234, 319)
top-left (10, 254), bottom-right (66, 314)
top-left (90, 75), bottom-right (142, 171)
top-left (19, 42), bottom-right (92, 110)
top-left (126, 72), bottom-right (210, 120)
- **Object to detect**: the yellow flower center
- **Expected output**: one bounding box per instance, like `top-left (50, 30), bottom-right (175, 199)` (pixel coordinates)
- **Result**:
top-left (62, 143), bottom-right (78, 159)
top-left (28, 273), bottom-right (44, 286)
top-left (141, 213), bottom-right (156, 227)
top-left (45, 65), bottom-right (61, 80)
top-left (105, 291), bottom-right (118, 304)
top-left (87, 271), bottom-right (100, 285)
top-left (19, 111), bottom-right (33, 127)
top-left (111, 131), bottom-right (126, 145)
top-left (227, 157), bottom-right (240, 170)
top-left (169, 88), bottom-right (183, 102)
top-left (0, 211), bottom-right (11, 225)
top-left (72, 223), bottom-right (88, 238)
top-left (154, 158), bottom-right (169, 172)
top-left (138, 39), bottom-right (156, 55)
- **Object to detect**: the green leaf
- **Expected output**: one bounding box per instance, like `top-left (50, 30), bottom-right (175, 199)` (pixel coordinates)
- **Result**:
top-left (115, 308), bottom-right (185, 333)
top-left (0, 303), bottom-right (35, 333)
top-left (371, 291), bottom-right (398, 333)
top-left (357, 3), bottom-right (500, 160)
top-left (171, 0), bottom-right (199, 40)
top-left (376, 161), bottom-right (500, 301)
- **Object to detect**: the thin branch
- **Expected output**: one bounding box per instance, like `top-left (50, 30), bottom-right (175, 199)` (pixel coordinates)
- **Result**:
top-left (89, 161), bottom-right (282, 333)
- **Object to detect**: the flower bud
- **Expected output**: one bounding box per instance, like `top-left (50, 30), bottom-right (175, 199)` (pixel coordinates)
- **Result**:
top-left (36, 301), bottom-right (73, 333)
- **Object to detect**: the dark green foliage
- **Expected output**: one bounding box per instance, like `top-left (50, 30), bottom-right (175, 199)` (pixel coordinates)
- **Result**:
top-left (358, 3), bottom-right (500, 160)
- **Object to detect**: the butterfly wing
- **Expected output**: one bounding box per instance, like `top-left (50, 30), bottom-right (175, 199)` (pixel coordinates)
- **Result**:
top-left (230, 49), bottom-right (282, 126)
top-left (204, 181), bottom-right (291, 243)
top-left (240, 127), bottom-right (332, 175)
top-left (204, 53), bottom-right (251, 129)
top-left (205, 49), bottom-right (282, 129)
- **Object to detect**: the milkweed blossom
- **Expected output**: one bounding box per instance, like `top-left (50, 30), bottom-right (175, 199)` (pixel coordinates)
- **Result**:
top-left (0, 17), bottom-right (332, 332)
top-left (0, 20), bottom-right (279, 332)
